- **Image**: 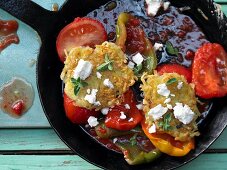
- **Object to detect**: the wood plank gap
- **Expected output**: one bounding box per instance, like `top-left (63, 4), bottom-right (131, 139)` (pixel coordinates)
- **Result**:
top-left (0, 150), bottom-right (75, 155)
top-left (1, 149), bottom-right (227, 155)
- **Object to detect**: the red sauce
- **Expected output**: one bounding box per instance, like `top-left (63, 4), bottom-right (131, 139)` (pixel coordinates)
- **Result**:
top-left (0, 77), bottom-right (34, 117)
top-left (126, 18), bottom-right (146, 54)
top-left (0, 20), bottom-right (19, 52)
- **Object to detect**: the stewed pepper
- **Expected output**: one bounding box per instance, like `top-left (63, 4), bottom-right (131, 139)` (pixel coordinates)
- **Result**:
top-left (141, 120), bottom-right (195, 157)
top-left (115, 12), bottom-right (157, 77)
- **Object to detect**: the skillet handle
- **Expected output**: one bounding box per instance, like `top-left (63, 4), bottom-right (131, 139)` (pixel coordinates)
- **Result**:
top-left (0, 0), bottom-right (56, 37)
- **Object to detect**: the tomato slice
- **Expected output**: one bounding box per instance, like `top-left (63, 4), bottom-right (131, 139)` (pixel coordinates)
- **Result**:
top-left (56, 17), bottom-right (107, 62)
top-left (192, 43), bottom-right (227, 99)
top-left (105, 90), bottom-right (143, 131)
top-left (64, 93), bottom-right (99, 124)
top-left (157, 64), bottom-right (192, 83)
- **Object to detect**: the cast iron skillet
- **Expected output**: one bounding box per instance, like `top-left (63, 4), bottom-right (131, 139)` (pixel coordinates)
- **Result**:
top-left (1, 0), bottom-right (227, 169)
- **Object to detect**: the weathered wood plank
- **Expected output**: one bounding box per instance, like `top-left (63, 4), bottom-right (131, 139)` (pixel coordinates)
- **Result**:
top-left (0, 128), bottom-right (227, 151)
top-left (0, 129), bottom-right (68, 150)
top-left (0, 154), bottom-right (226, 170)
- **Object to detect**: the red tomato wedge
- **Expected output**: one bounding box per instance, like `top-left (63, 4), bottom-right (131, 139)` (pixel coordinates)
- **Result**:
top-left (192, 43), bottom-right (227, 99)
top-left (105, 90), bottom-right (143, 131)
top-left (56, 17), bottom-right (107, 62)
top-left (157, 64), bottom-right (192, 83)
top-left (64, 93), bottom-right (99, 124)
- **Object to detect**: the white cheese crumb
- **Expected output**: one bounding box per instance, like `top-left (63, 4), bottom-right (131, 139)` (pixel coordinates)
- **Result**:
top-left (164, 98), bottom-right (171, 104)
top-left (120, 111), bottom-right (127, 119)
top-left (101, 107), bottom-right (109, 115)
top-left (146, 0), bottom-right (162, 16)
top-left (163, 1), bottom-right (170, 10)
top-left (153, 43), bottom-right (163, 51)
top-left (84, 89), bottom-right (100, 106)
top-left (148, 104), bottom-right (168, 120)
top-left (128, 118), bottom-right (134, 122)
top-left (148, 124), bottom-right (156, 133)
top-left (113, 138), bottom-right (118, 143)
top-left (136, 103), bottom-right (143, 110)
top-left (103, 79), bottom-right (114, 89)
top-left (87, 89), bottom-right (91, 94)
top-left (170, 94), bottom-right (175, 97)
top-left (177, 81), bottom-right (183, 89)
top-left (96, 72), bottom-right (102, 79)
top-left (128, 61), bottom-right (135, 69)
top-left (173, 103), bottom-right (195, 125)
top-left (87, 116), bottom-right (99, 127)
top-left (125, 104), bottom-right (130, 110)
top-left (167, 104), bottom-right (173, 110)
top-left (73, 59), bottom-right (93, 80)
top-left (132, 53), bottom-right (144, 65)
top-left (157, 83), bottom-right (170, 97)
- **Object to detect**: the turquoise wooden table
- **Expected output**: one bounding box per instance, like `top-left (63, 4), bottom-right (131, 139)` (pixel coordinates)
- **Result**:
top-left (0, 0), bottom-right (227, 169)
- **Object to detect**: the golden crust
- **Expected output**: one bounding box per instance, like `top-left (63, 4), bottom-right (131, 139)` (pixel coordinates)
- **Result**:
top-left (61, 42), bottom-right (136, 110)
top-left (141, 72), bottom-right (200, 142)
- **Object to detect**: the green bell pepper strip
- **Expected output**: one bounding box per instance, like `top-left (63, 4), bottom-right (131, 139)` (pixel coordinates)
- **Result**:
top-left (115, 12), bottom-right (157, 77)
top-left (115, 136), bottom-right (161, 165)
top-left (95, 122), bottom-right (142, 139)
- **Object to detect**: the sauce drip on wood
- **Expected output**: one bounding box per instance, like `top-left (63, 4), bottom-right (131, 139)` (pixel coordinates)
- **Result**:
top-left (0, 77), bottom-right (34, 117)
top-left (0, 20), bottom-right (19, 52)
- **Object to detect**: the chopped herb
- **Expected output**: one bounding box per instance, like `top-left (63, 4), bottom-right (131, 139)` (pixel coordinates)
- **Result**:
top-left (129, 134), bottom-right (138, 146)
top-left (97, 54), bottom-right (113, 72)
top-left (166, 78), bottom-right (177, 85)
top-left (71, 77), bottom-right (88, 96)
top-left (176, 123), bottom-right (183, 129)
top-left (133, 64), bottom-right (143, 76)
top-left (158, 113), bottom-right (172, 131)
top-left (166, 41), bottom-right (179, 56)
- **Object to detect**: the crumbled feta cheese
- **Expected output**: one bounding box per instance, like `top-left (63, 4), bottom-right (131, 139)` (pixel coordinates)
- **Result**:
top-left (148, 124), bottom-right (156, 133)
top-left (84, 89), bottom-right (100, 106)
top-left (146, 0), bottom-right (162, 16)
top-left (96, 72), bottom-right (102, 79)
top-left (103, 79), bottom-right (114, 89)
top-left (163, 1), bottom-right (170, 10)
top-left (167, 104), bottom-right (173, 110)
top-left (132, 53), bottom-right (144, 65)
top-left (148, 104), bottom-right (168, 120)
top-left (87, 89), bottom-right (91, 94)
top-left (136, 103), bottom-right (143, 110)
top-left (125, 104), bottom-right (130, 110)
top-left (173, 103), bottom-right (195, 124)
top-left (87, 116), bottom-right (99, 127)
top-left (120, 111), bottom-right (127, 119)
top-left (73, 59), bottom-right (93, 80)
top-left (128, 61), bottom-right (135, 69)
top-left (154, 43), bottom-right (163, 51)
top-left (177, 81), bottom-right (183, 89)
top-left (128, 118), bottom-right (134, 122)
top-left (101, 107), bottom-right (109, 115)
top-left (170, 94), bottom-right (175, 97)
top-left (113, 138), bottom-right (118, 143)
top-left (164, 98), bottom-right (171, 104)
top-left (157, 83), bottom-right (170, 97)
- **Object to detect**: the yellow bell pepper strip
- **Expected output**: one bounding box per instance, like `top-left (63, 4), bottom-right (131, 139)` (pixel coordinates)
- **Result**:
top-left (141, 120), bottom-right (195, 157)
top-left (115, 12), bottom-right (157, 77)
top-left (115, 12), bottom-right (131, 51)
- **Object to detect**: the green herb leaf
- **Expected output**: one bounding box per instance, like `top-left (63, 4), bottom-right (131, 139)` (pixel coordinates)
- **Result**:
top-left (129, 134), bottom-right (138, 146)
top-left (166, 41), bottom-right (179, 56)
top-left (133, 64), bottom-right (143, 76)
top-left (158, 113), bottom-right (172, 131)
top-left (97, 54), bottom-right (113, 72)
top-left (166, 78), bottom-right (177, 85)
top-left (71, 78), bottom-right (88, 96)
